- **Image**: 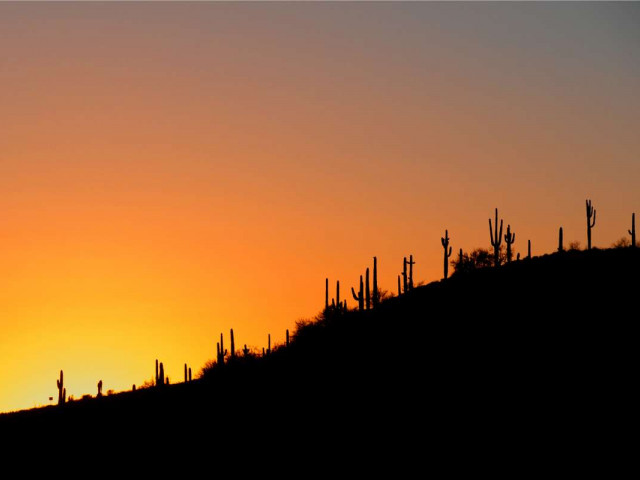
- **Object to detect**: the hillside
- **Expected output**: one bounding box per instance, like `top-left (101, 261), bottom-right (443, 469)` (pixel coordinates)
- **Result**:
top-left (1, 247), bottom-right (637, 461)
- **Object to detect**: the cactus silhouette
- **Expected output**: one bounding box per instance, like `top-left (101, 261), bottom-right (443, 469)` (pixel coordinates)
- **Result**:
top-left (230, 328), bottom-right (236, 360)
top-left (629, 213), bottom-right (636, 247)
top-left (527, 239), bottom-right (531, 259)
top-left (489, 208), bottom-right (504, 266)
top-left (365, 267), bottom-right (371, 310)
top-left (351, 275), bottom-right (365, 311)
top-left (217, 333), bottom-right (227, 366)
top-left (155, 360), bottom-right (165, 387)
top-left (586, 199), bottom-right (596, 250)
top-left (184, 364), bottom-right (188, 383)
top-left (441, 230), bottom-right (452, 279)
top-left (402, 255), bottom-right (415, 292)
top-left (97, 380), bottom-right (103, 397)
top-left (57, 370), bottom-right (66, 406)
top-left (286, 329), bottom-right (290, 347)
top-left (265, 334), bottom-right (271, 356)
top-left (242, 344), bottom-right (250, 356)
top-left (504, 225), bottom-right (515, 263)
top-left (372, 257), bottom-right (379, 307)
top-left (558, 227), bottom-right (564, 252)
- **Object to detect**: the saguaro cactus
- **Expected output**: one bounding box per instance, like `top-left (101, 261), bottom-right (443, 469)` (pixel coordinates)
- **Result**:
top-left (441, 230), bottom-right (452, 279)
top-left (351, 275), bottom-right (364, 311)
top-left (558, 227), bottom-right (564, 252)
top-left (184, 364), bottom-right (188, 383)
top-left (527, 239), bottom-right (531, 259)
top-left (230, 328), bottom-right (235, 360)
top-left (504, 225), bottom-right (515, 263)
top-left (365, 267), bottom-right (371, 310)
top-left (97, 380), bottom-right (103, 397)
top-left (629, 213), bottom-right (636, 247)
top-left (217, 333), bottom-right (227, 366)
top-left (402, 257), bottom-right (408, 293)
top-left (57, 370), bottom-right (66, 405)
top-left (372, 257), bottom-right (379, 307)
top-left (586, 199), bottom-right (596, 250)
top-left (489, 208), bottom-right (503, 266)
top-left (155, 361), bottom-right (165, 387)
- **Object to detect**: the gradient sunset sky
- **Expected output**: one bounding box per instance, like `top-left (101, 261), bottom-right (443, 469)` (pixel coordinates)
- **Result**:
top-left (1, 2), bottom-right (639, 413)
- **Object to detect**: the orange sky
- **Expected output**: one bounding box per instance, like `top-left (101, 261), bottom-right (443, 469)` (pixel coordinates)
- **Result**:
top-left (1, 3), bottom-right (639, 412)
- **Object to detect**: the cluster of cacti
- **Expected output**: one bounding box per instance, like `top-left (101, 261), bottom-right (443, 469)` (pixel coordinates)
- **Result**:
top-left (398, 255), bottom-right (415, 294)
top-left (441, 230), bottom-right (452, 279)
top-left (489, 208), bottom-right (504, 267)
top-left (155, 359), bottom-right (165, 387)
top-left (57, 370), bottom-right (66, 406)
top-left (504, 224), bottom-right (515, 263)
top-left (629, 213), bottom-right (636, 247)
top-left (586, 199), bottom-right (596, 250)
top-left (325, 279), bottom-right (347, 312)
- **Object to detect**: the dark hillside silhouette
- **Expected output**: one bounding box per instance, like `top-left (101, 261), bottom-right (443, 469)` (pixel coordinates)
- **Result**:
top-left (2, 247), bottom-right (637, 465)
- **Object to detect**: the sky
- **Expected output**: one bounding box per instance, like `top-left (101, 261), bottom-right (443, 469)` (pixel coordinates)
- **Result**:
top-left (1, 2), bottom-right (639, 413)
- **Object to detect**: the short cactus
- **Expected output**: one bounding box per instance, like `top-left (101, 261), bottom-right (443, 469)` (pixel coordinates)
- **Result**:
top-left (504, 225), bottom-right (515, 263)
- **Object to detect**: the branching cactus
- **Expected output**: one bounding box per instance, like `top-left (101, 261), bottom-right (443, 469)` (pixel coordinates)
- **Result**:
top-left (216, 332), bottom-right (227, 366)
top-left (57, 370), bottom-right (66, 405)
top-left (629, 213), bottom-right (636, 247)
top-left (586, 199), bottom-right (596, 250)
top-left (351, 275), bottom-right (364, 311)
top-left (504, 225), bottom-right (515, 263)
top-left (441, 230), bottom-right (452, 279)
top-left (489, 208), bottom-right (504, 266)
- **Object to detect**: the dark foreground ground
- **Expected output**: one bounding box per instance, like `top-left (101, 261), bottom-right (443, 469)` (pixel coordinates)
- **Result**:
top-left (1, 248), bottom-right (637, 467)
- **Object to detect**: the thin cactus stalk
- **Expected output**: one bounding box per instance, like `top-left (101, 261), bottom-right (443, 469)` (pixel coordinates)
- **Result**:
top-left (372, 257), bottom-right (379, 307)
top-left (230, 328), bottom-right (235, 360)
top-left (325, 278), bottom-right (329, 311)
top-left (351, 275), bottom-right (364, 311)
top-left (57, 370), bottom-right (65, 405)
top-left (558, 227), bottom-right (564, 252)
top-left (184, 364), bottom-right (188, 383)
top-left (365, 267), bottom-right (370, 310)
top-left (489, 208), bottom-right (504, 266)
top-left (629, 213), bottom-right (636, 247)
top-left (586, 199), bottom-right (596, 250)
top-left (402, 257), bottom-right (408, 293)
top-left (286, 329), bottom-right (290, 347)
top-left (411, 255), bottom-right (415, 288)
top-left (155, 359), bottom-right (165, 387)
top-left (336, 280), bottom-right (340, 307)
top-left (266, 334), bottom-right (271, 356)
top-left (527, 239), bottom-right (531, 259)
top-left (441, 229), bottom-right (452, 279)
top-left (504, 224), bottom-right (515, 263)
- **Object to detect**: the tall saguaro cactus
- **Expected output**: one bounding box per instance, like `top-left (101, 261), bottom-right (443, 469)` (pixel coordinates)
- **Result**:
top-left (629, 213), bottom-right (636, 247)
top-left (372, 257), bottom-right (379, 307)
top-left (217, 332), bottom-right (227, 366)
top-left (489, 208), bottom-right (504, 266)
top-left (558, 227), bottom-right (564, 252)
top-left (230, 328), bottom-right (236, 360)
top-left (527, 239), bottom-right (531, 259)
top-left (57, 370), bottom-right (66, 405)
top-left (441, 230), bottom-right (452, 279)
top-left (504, 225), bottom-right (515, 263)
top-left (155, 360), bottom-right (165, 387)
top-left (586, 199), bottom-right (596, 250)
